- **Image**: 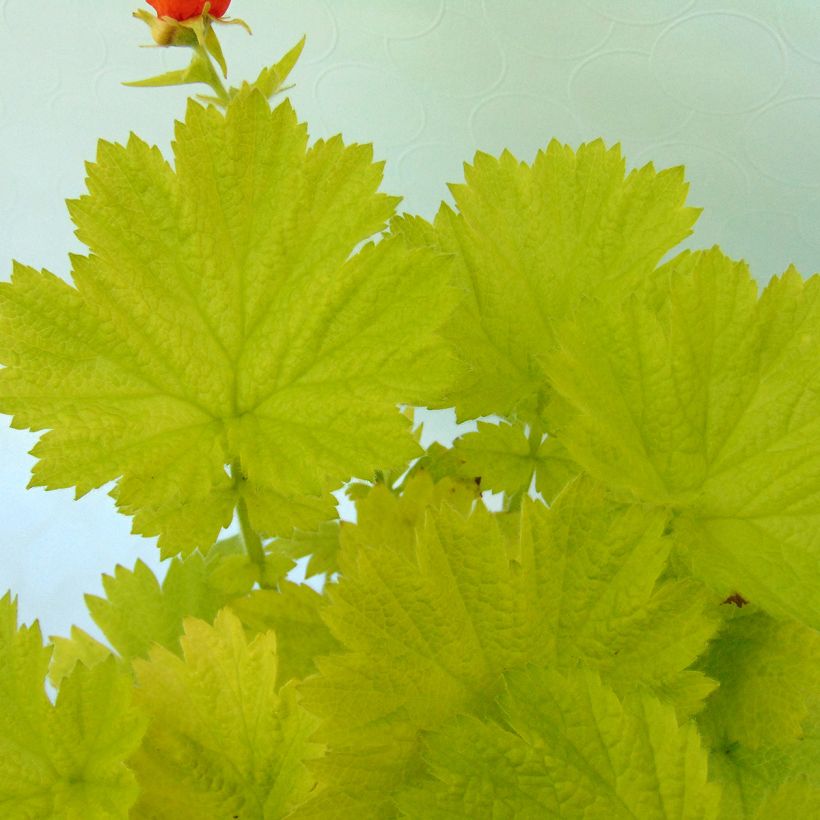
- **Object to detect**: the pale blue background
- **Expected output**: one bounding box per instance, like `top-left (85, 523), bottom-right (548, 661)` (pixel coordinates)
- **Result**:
top-left (2, 0), bottom-right (820, 640)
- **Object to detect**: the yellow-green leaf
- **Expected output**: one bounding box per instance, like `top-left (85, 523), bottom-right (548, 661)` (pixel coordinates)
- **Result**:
top-left (84, 537), bottom-right (256, 662)
top-left (297, 478), bottom-right (719, 814)
top-left (130, 608), bottom-right (322, 818)
top-left (392, 139), bottom-right (699, 421)
top-left (0, 91), bottom-right (455, 554)
top-left (0, 595), bottom-right (146, 819)
top-left (230, 580), bottom-right (341, 684)
top-left (398, 667), bottom-right (720, 819)
top-left (547, 250), bottom-right (820, 627)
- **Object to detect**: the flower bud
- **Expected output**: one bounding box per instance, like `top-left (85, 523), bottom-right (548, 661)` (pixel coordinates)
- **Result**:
top-left (133, 10), bottom-right (200, 47)
top-left (146, 0), bottom-right (231, 22)
top-left (151, 17), bottom-right (196, 45)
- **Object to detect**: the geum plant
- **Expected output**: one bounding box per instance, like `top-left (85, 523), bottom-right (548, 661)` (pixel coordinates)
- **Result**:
top-left (0, 2), bottom-right (818, 818)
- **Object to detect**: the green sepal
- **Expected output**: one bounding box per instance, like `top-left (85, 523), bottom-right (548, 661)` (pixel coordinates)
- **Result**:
top-left (203, 21), bottom-right (228, 78)
top-left (132, 9), bottom-right (198, 47)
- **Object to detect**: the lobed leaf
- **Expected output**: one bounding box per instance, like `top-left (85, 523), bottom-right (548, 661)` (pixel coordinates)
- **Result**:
top-left (547, 250), bottom-right (820, 627)
top-left (83, 536), bottom-right (257, 663)
top-left (269, 520), bottom-right (341, 580)
top-left (397, 666), bottom-right (720, 819)
top-left (296, 476), bottom-right (719, 813)
top-left (392, 139), bottom-right (699, 421)
top-left (229, 580), bottom-right (341, 685)
top-left (0, 91), bottom-right (455, 554)
top-left (444, 418), bottom-right (579, 501)
top-left (0, 595), bottom-right (145, 819)
top-left (130, 608), bottom-right (322, 818)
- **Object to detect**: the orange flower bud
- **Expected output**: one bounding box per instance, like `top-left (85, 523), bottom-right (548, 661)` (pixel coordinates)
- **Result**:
top-left (146, 0), bottom-right (231, 21)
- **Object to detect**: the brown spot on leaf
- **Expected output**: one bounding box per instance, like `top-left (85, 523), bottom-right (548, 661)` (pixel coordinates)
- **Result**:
top-left (721, 592), bottom-right (749, 608)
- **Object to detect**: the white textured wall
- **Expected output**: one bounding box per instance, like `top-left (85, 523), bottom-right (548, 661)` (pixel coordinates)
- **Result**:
top-left (2, 0), bottom-right (820, 638)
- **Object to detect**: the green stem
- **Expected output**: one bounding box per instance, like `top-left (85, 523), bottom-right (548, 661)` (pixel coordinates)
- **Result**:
top-left (506, 488), bottom-right (525, 512)
top-left (527, 417), bottom-right (544, 455)
top-left (237, 495), bottom-right (266, 568)
top-left (194, 43), bottom-right (229, 104)
top-left (231, 461), bottom-right (267, 578)
top-left (506, 417), bottom-right (544, 512)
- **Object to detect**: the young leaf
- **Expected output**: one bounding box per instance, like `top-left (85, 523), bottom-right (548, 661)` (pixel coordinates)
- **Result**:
top-left (392, 139), bottom-right (699, 421)
top-left (237, 36), bottom-right (305, 100)
top-left (344, 470), bottom-right (480, 559)
top-left (130, 608), bottom-right (322, 818)
top-left (445, 419), bottom-right (579, 501)
top-left (0, 595), bottom-right (146, 818)
top-left (397, 666), bottom-right (720, 819)
top-left (547, 249), bottom-right (820, 628)
top-left (450, 419), bottom-right (538, 494)
top-left (0, 91), bottom-right (455, 554)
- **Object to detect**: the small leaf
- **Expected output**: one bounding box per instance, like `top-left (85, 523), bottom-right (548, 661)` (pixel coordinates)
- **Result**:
top-left (444, 419), bottom-right (580, 502)
top-left (450, 420), bottom-right (538, 495)
top-left (270, 520), bottom-right (340, 579)
top-left (238, 37), bottom-right (306, 100)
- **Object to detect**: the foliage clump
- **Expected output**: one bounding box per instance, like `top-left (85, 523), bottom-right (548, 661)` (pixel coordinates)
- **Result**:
top-left (0, 34), bottom-right (818, 820)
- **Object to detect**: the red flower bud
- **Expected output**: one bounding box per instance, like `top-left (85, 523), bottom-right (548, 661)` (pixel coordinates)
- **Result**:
top-left (146, 0), bottom-right (231, 21)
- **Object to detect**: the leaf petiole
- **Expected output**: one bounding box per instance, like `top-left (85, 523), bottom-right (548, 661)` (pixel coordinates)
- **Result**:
top-left (230, 461), bottom-right (267, 579)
